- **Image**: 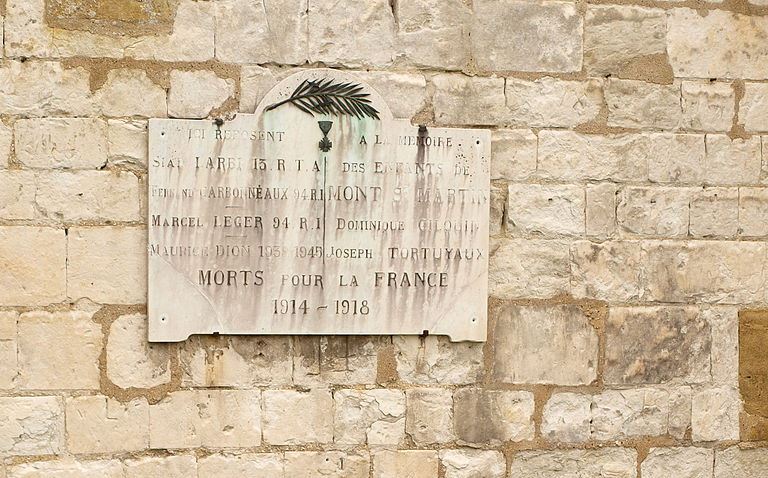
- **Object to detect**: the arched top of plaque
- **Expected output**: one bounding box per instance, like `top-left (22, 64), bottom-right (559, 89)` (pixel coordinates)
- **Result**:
top-left (254, 69), bottom-right (394, 121)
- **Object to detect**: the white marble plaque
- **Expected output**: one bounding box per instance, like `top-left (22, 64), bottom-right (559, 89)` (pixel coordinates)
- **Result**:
top-left (148, 70), bottom-right (490, 342)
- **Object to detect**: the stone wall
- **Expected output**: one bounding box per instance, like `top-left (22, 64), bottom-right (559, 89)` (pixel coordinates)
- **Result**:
top-left (0, 0), bottom-right (767, 476)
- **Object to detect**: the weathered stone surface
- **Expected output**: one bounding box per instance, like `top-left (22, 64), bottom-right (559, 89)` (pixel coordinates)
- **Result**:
top-left (107, 314), bottom-right (170, 389)
top-left (617, 187), bottom-right (690, 237)
top-left (704, 135), bottom-right (762, 185)
top-left (584, 5), bottom-right (668, 77)
top-left (541, 393), bottom-right (592, 442)
top-left (740, 82), bottom-right (768, 132)
top-left (0, 171), bottom-right (37, 220)
top-left (691, 387), bottom-right (741, 441)
top-left (263, 389), bottom-right (333, 445)
top-left (0, 227), bottom-right (65, 306)
top-left (0, 396), bottom-right (63, 455)
top-left (293, 336), bottom-right (385, 387)
top-left (95, 69), bottom-right (167, 118)
top-left (489, 185), bottom-right (506, 237)
top-left (354, 71), bottom-right (428, 120)
top-left (489, 239), bottom-right (570, 299)
top-left (681, 81), bottom-right (734, 131)
top-left (668, 9), bottom-right (768, 79)
top-left (606, 79), bottom-right (681, 129)
top-left (239, 66), bottom-right (283, 113)
top-left (492, 303), bottom-right (598, 385)
top-left (18, 311), bottom-right (101, 390)
top-left (198, 454), bottom-right (283, 478)
top-left (0, 123), bottom-right (11, 169)
top-left (739, 188), bottom-right (768, 237)
top-left (168, 70), bottom-right (235, 119)
top-left (690, 188), bottom-right (739, 237)
top-left (124, 456), bottom-right (197, 478)
top-left (107, 119), bottom-right (148, 167)
top-left (215, 0), bottom-right (307, 64)
top-left (471, 1), bottom-right (582, 72)
top-left (433, 74), bottom-right (507, 125)
top-left (506, 184), bottom-right (585, 236)
top-left (605, 307), bottom-right (710, 385)
top-left (394, 335), bottom-right (483, 385)
top-left (505, 77), bottom-right (602, 127)
top-left (490, 129), bottom-right (537, 181)
top-left (308, 0), bottom-right (395, 68)
top-left (0, 311), bottom-right (18, 389)
top-left (180, 336), bottom-right (292, 387)
top-left (396, 0), bottom-right (471, 69)
top-left (67, 227), bottom-right (146, 304)
top-left (0, 61), bottom-right (96, 116)
top-left (65, 396), bottom-right (149, 454)
top-left (707, 307), bottom-right (739, 386)
top-left (14, 118), bottom-right (107, 169)
top-left (405, 388), bottom-right (455, 445)
top-left (642, 447), bottom-right (713, 478)
top-left (373, 451), bottom-right (438, 478)
top-left (647, 134), bottom-right (705, 184)
top-left (7, 460), bottom-right (122, 478)
top-left (440, 449), bottom-right (505, 478)
top-left (510, 449), bottom-right (637, 478)
top-left (669, 386), bottom-right (693, 439)
top-left (334, 389), bottom-right (406, 445)
top-left (591, 389), bottom-right (669, 440)
top-left (284, 451), bottom-right (370, 478)
top-left (149, 390), bottom-right (261, 449)
top-left (571, 240), bottom-right (643, 302)
top-left (454, 389), bottom-right (534, 445)
top-left (715, 447), bottom-right (768, 477)
top-left (586, 183), bottom-right (618, 238)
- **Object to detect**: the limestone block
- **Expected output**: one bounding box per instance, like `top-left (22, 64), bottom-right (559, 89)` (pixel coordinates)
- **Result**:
top-left (180, 336), bottom-right (292, 387)
top-left (0, 396), bottom-right (63, 455)
top-left (333, 389), bottom-right (406, 445)
top-left (308, 0), bottom-right (396, 68)
top-left (0, 227), bottom-right (65, 305)
top-left (740, 82), bottom-right (768, 132)
top-left (215, 0), bottom-right (306, 64)
top-left (681, 81), bottom-right (734, 131)
top-left (715, 447), bottom-right (768, 477)
top-left (490, 129), bottom-right (537, 181)
top-left (584, 5), bottom-right (668, 77)
top-left (704, 307), bottom-right (739, 386)
top-left (617, 187), bottom-right (691, 237)
top-left (647, 134), bottom-right (705, 184)
top-left (571, 240), bottom-right (643, 302)
top-left (353, 72), bottom-right (428, 120)
top-left (492, 303), bottom-right (598, 385)
top-left (605, 307), bottom-right (710, 385)
top-left (643, 240), bottom-right (768, 304)
top-left (454, 389), bottom-right (534, 445)
top-left (739, 188), bottom-right (768, 237)
top-left (489, 239), bottom-right (570, 299)
top-left (690, 188), bottom-right (738, 237)
top-left (35, 171), bottom-right (141, 223)
top-left (239, 66), bottom-right (282, 113)
top-left (668, 9), bottom-right (768, 79)
top-left (95, 69), bottom-right (167, 118)
top-left (440, 449), bottom-right (505, 478)
top-left (263, 389), bottom-right (333, 445)
top-left (669, 387), bottom-right (693, 439)
top-left (107, 120), bottom-right (148, 167)
top-left (67, 227), bottom-right (146, 304)
top-left (586, 183), bottom-right (618, 238)
top-left (691, 387), bottom-right (741, 441)
top-left (505, 77), bottom-right (602, 127)
top-left (65, 396), bottom-right (149, 454)
top-left (0, 311), bottom-right (18, 389)
top-left (510, 448), bottom-right (637, 478)
top-left (123, 456), bottom-right (197, 478)
top-left (18, 311), bottom-right (101, 390)
top-left (642, 447), bottom-right (713, 478)
top-left (7, 460), bottom-right (122, 478)
top-left (606, 79), bottom-right (681, 129)
top-left (541, 393), bottom-right (592, 442)
top-left (293, 336), bottom-right (385, 387)
top-left (506, 184), bottom-right (585, 236)
top-left (149, 390), bottom-right (262, 449)
top-left (284, 451), bottom-right (370, 478)
top-left (4, 0), bottom-right (53, 59)
top-left (393, 335), bottom-right (483, 385)
top-left (373, 451), bottom-right (438, 478)
top-left (704, 135), bottom-right (762, 185)
top-left (14, 118), bottom-right (107, 169)
top-left (0, 171), bottom-right (37, 220)
top-left (591, 389), bottom-right (669, 440)
top-left (198, 454), bottom-right (283, 478)
top-left (0, 60), bottom-right (95, 117)
top-left (489, 185), bottom-right (506, 237)
top-left (107, 314), bottom-right (171, 389)
top-left (405, 388), bottom-right (455, 445)
top-left (433, 74), bottom-right (507, 126)
top-left (396, 0), bottom-right (471, 70)
top-left (537, 131), bottom-right (649, 182)
top-left (168, 70), bottom-right (235, 119)
top-left (471, 0), bottom-right (582, 72)
top-left (0, 123), bottom-right (11, 169)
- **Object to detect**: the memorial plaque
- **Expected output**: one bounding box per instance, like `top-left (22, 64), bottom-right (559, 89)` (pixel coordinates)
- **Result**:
top-left (148, 70), bottom-right (491, 342)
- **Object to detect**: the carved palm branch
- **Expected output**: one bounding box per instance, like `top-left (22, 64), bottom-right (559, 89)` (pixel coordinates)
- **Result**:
top-left (265, 78), bottom-right (380, 119)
